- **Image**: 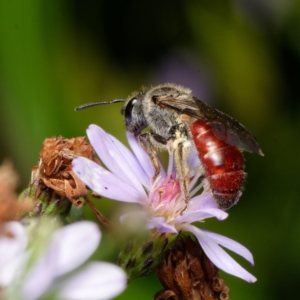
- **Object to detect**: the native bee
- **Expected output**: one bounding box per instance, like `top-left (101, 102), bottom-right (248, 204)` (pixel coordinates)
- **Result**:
top-left (76, 83), bottom-right (263, 209)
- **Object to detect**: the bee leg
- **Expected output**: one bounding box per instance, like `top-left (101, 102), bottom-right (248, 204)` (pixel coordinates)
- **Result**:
top-left (138, 133), bottom-right (165, 180)
top-left (169, 124), bottom-right (191, 205)
top-left (173, 141), bottom-right (191, 205)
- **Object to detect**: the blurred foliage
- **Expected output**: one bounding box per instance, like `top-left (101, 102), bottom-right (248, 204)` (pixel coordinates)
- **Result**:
top-left (0, 0), bottom-right (299, 299)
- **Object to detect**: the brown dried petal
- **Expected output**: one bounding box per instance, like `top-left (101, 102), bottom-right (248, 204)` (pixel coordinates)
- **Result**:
top-left (220, 292), bottom-right (230, 300)
top-left (155, 290), bottom-right (179, 300)
top-left (212, 278), bottom-right (225, 293)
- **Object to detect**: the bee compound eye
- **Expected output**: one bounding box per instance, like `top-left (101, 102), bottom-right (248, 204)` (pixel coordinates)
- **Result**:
top-left (125, 98), bottom-right (137, 125)
top-left (152, 96), bottom-right (158, 104)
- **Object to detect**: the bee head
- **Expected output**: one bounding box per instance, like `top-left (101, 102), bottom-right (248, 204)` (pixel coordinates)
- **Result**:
top-left (122, 90), bottom-right (148, 135)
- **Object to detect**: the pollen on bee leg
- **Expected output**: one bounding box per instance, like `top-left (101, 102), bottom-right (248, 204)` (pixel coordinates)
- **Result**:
top-left (173, 141), bottom-right (191, 206)
top-left (166, 142), bottom-right (175, 175)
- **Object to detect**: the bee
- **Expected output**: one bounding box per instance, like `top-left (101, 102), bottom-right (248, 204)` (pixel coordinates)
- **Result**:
top-left (76, 83), bottom-right (263, 209)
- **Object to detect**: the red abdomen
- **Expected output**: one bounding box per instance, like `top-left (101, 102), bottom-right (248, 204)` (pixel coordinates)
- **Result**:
top-left (190, 120), bottom-right (245, 209)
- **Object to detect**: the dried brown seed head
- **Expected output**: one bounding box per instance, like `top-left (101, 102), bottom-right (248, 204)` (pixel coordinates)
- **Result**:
top-left (155, 235), bottom-right (230, 300)
top-left (31, 136), bottom-right (99, 206)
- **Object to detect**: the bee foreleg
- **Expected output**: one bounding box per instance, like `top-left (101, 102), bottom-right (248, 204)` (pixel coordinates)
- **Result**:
top-left (138, 133), bottom-right (163, 180)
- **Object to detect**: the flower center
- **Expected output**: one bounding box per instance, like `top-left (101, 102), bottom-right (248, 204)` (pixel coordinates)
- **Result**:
top-left (149, 173), bottom-right (186, 221)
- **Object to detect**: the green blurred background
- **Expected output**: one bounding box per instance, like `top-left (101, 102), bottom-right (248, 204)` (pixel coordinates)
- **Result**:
top-left (0, 0), bottom-right (299, 299)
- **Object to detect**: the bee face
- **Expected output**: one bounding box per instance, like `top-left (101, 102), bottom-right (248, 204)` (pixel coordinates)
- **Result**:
top-left (122, 90), bottom-right (148, 136)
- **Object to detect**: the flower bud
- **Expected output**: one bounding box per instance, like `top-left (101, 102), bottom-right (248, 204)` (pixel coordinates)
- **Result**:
top-left (118, 230), bottom-right (178, 281)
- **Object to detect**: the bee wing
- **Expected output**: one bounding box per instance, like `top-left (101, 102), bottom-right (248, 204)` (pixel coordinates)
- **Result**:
top-left (157, 95), bottom-right (263, 155)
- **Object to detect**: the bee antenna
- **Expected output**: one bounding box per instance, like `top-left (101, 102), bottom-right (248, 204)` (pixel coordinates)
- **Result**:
top-left (75, 99), bottom-right (125, 111)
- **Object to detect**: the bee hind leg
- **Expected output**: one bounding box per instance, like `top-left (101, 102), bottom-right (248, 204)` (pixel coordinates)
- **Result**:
top-left (173, 140), bottom-right (191, 204)
top-left (168, 124), bottom-right (192, 205)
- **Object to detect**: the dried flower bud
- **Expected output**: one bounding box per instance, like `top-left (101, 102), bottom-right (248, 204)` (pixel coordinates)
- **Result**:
top-left (31, 136), bottom-right (98, 207)
top-left (19, 136), bottom-right (102, 219)
top-left (155, 236), bottom-right (230, 300)
top-left (118, 230), bottom-right (179, 282)
top-left (32, 136), bottom-right (98, 206)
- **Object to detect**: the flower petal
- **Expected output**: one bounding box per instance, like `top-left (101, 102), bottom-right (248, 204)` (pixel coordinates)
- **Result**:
top-left (22, 245), bottom-right (58, 300)
top-left (108, 132), bottom-right (150, 187)
top-left (0, 221), bottom-right (27, 265)
top-left (202, 230), bottom-right (254, 265)
top-left (73, 157), bottom-right (145, 203)
top-left (22, 221), bottom-right (102, 300)
top-left (126, 131), bottom-right (166, 178)
top-left (87, 125), bottom-right (147, 195)
top-left (0, 222), bottom-right (28, 288)
top-left (182, 224), bottom-right (257, 283)
top-left (148, 217), bottom-right (178, 233)
top-left (0, 252), bottom-right (27, 288)
top-left (176, 208), bottom-right (228, 224)
top-left (187, 144), bottom-right (201, 168)
top-left (51, 221), bottom-right (101, 276)
top-left (188, 192), bottom-right (218, 211)
top-left (58, 262), bottom-right (127, 300)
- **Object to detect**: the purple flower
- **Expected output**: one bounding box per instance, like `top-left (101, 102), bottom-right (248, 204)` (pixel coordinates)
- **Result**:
top-left (72, 124), bottom-right (257, 283)
top-left (0, 220), bottom-right (127, 300)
